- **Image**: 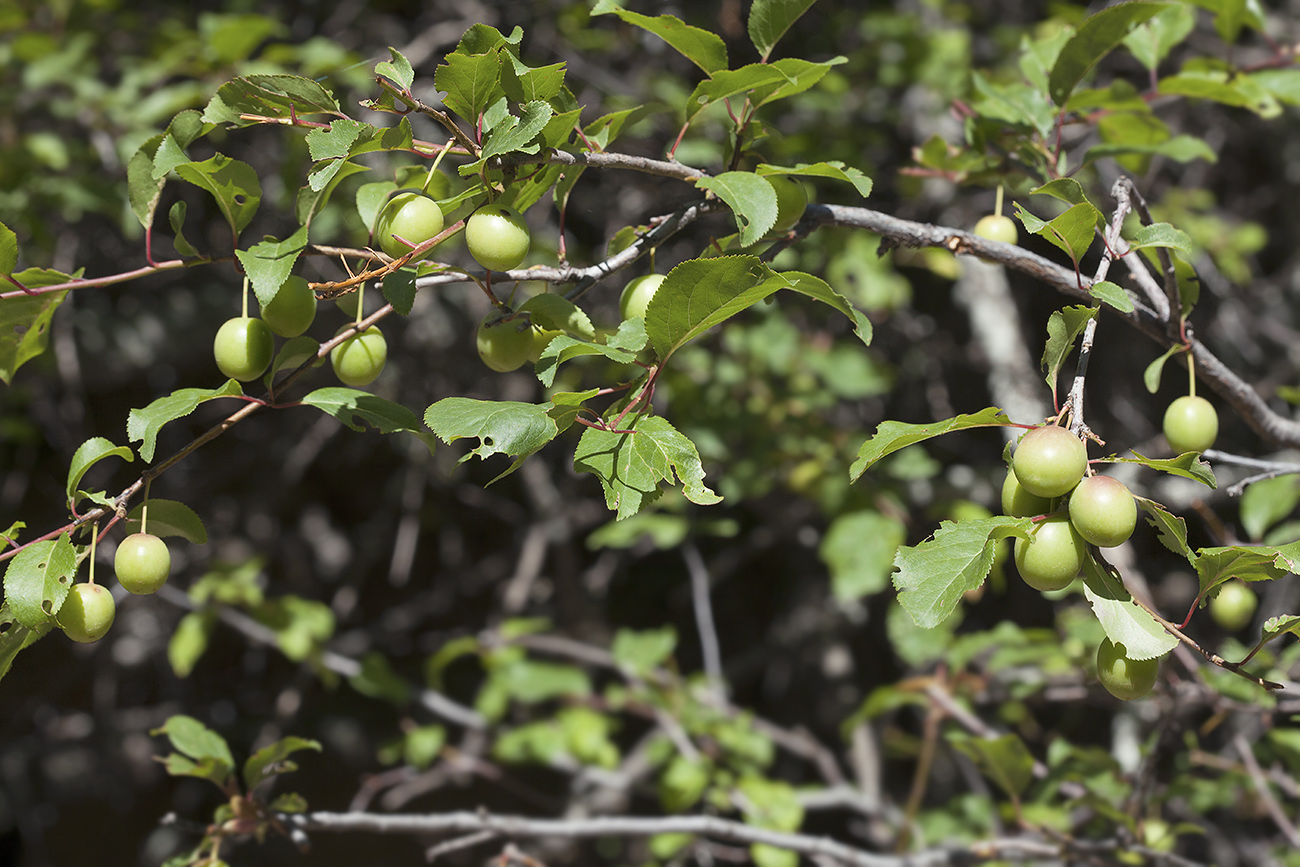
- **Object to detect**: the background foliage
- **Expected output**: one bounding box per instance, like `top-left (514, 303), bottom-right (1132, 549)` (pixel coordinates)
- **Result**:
top-left (4, 1), bottom-right (1300, 865)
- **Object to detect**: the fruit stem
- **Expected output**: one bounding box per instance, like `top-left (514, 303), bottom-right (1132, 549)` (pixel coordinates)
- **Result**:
top-left (355, 282), bottom-right (365, 327)
top-left (241, 276), bottom-right (250, 318)
top-left (88, 524), bottom-right (98, 586)
top-left (141, 478), bottom-right (152, 536)
top-left (994, 184), bottom-right (1005, 218)
top-left (1187, 351), bottom-right (1196, 399)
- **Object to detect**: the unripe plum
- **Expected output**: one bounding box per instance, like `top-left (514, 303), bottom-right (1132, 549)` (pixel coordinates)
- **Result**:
top-left (1013, 514), bottom-right (1085, 591)
top-left (1163, 395), bottom-right (1218, 454)
top-left (1011, 426), bottom-right (1087, 498)
top-left (59, 583), bottom-right (116, 643)
top-left (1096, 637), bottom-right (1159, 700)
top-left (1068, 475), bottom-right (1137, 548)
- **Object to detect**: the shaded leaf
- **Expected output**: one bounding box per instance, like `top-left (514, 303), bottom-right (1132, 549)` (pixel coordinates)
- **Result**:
top-left (697, 171), bottom-right (778, 246)
top-left (1101, 450), bottom-right (1216, 488)
top-left (203, 73), bottom-right (343, 127)
top-left (851, 407), bottom-right (1013, 481)
top-left (1143, 344), bottom-right (1183, 393)
top-left (1081, 555), bottom-right (1178, 660)
top-left (758, 161), bottom-right (873, 197)
top-left (0, 268), bottom-right (75, 385)
top-left (1135, 497), bottom-right (1194, 565)
top-left (243, 736), bottom-right (322, 792)
top-left (175, 154), bottom-right (261, 237)
top-left (127, 380), bottom-right (246, 463)
top-left (592, 1), bottom-right (728, 75)
top-left (820, 511), bottom-right (906, 601)
top-left (1194, 542), bottom-right (1300, 597)
top-left (952, 733), bottom-right (1036, 798)
top-left (300, 388), bottom-right (438, 454)
top-left (125, 499), bottom-right (208, 544)
top-left (151, 715), bottom-right (236, 788)
top-left (236, 227), bottom-right (310, 308)
top-left (748, 0), bottom-right (819, 60)
top-left (1049, 2), bottom-right (1169, 106)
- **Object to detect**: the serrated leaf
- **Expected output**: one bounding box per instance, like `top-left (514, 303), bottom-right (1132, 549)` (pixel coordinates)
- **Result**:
top-left (751, 56), bottom-right (845, 108)
top-left (175, 154), bottom-right (261, 238)
top-left (1143, 344), bottom-right (1183, 393)
top-left (1135, 497), bottom-right (1194, 564)
top-left (1031, 177), bottom-right (1093, 207)
top-left (2, 535), bottom-right (77, 628)
top-left (1088, 280), bottom-right (1134, 313)
top-left (536, 318), bottom-right (646, 387)
top-left (305, 118), bottom-right (370, 161)
top-left (1261, 614), bottom-right (1300, 646)
top-left (758, 161), bottom-right (872, 198)
top-left (0, 268), bottom-right (75, 385)
top-left (375, 46), bottom-right (415, 89)
top-left (697, 172), bottom-right (778, 246)
top-left (1128, 222), bottom-right (1196, 256)
top-left (685, 64), bottom-right (789, 121)
top-left (573, 415), bottom-right (721, 519)
top-left (1017, 201), bottom-right (1101, 265)
top-left (1194, 542), bottom-right (1300, 596)
top-left (971, 72), bottom-right (1057, 139)
top-left (592, 1), bottom-right (727, 75)
top-left (893, 517), bottom-right (1033, 628)
top-left (500, 58), bottom-right (567, 105)
top-left (748, 0), bottom-right (818, 60)
top-left (645, 256), bottom-right (788, 361)
top-left (850, 407), bottom-right (1013, 481)
top-left (434, 50), bottom-right (504, 122)
top-left (1041, 305), bottom-right (1098, 396)
top-left (125, 499), bottom-right (208, 544)
top-left (300, 388), bottom-right (437, 454)
top-left (151, 715), bottom-right (236, 788)
top-left (479, 100), bottom-right (554, 161)
top-left (243, 736), bottom-right (322, 792)
top-left (236, 227), bottom-right (310, 308)
top-left (1103, 450), bottom-right (1216, 488)
top-left (381, 269), bottom-right (417, 316)
top-left (0, 222), bottom-right (16, 276)
top-left (952, 733), bottom-right (1035, 798)
top-left (1048, 2), bottom-right (1169, 106)
top-left (425, 398), bottom-right (562, 482)
top-left (202, 74), bottom-right (343, 126)
top-left (1081, 555), bottom-right (1178, 660)
top-left (66, 437), bottom-right (134, 501)
top-left (127, 380), bottom-right (246, 463)
top-left (127, 134), bottom-right (166, 230)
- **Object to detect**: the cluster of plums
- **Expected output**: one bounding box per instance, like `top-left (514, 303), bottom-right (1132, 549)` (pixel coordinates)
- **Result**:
top-left (58, 531), bottom-right (173, 644)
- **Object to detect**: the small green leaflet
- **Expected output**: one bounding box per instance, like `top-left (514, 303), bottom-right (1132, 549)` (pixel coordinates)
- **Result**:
top-left (435, 49), bottom-right (506, 122)
top-left (1143, 344), bottom-right (1183, 393)
top-left (850, 407), bottom-right (1013, 482)
top-left (573, 415), bottom-right (721, 520)
top-left (2, 534), bottom-right (78, 628)
top-left (1127, 222), bottom-right (1195, 256)
top-left (1030, 177), bottom-right (1094, 207)
top-left (758, 161), bottom-right (873, 198)
top-left (66, 437), bottom-right (134, 503)
top-left (127, 110), bottom-right (209, 231)
top-left (1122, 3), bottom-right (1196, 71)
top-left (748, 0), bottom-right (819, 61)
top-left (236, 226), bottom-right (310, 308)
top-left (1048, 2), bottom-right (1169, 106)
top-left (1260, 614), bottom-right (1300, 650)
top-left (168, 202), bottom-right (200, 257)
top-left (0, 268), bottom-right (77, 385)
top-left (611, 627), bottom-right (677, 678)
top-left (151, 714), bottom-right (237, 789)
top-left (1016, 201), bottom-right (1101, 266)
top-left (175, 153), bottom-right (262, 239)
top-left (243, 736), bottom-right (322, 792)
top-left (893, 517), bottom-right (1033, 629)
top-left (751, 56), bottom-right (846, 109)
top-left (1089, 280), bottom-right (1134, 313)
top-left (951, 733), bottom-right (1035, 798)
top-left (686, 65), bottom-right (788, 122)
top-left (1102, 450), bottom-right (1215, 488)
top-left (591, 1), bottom-right (728, 75)
top-left (424, 398), bottom-right (568, 483)
top-left (536, 317), bottom-right (643, 388)
top-left (697, 172), bottom-right (779, 246)
top-left (202, 73), bottom-right (344, 127)
top-left (300, 388), bottom-right (438, 454)
top-left (127, 380), bottom-right (245, 463)
top-left (374, 46), bottom-right (415, 90)
top-left (1041, 305), bottom-right (1097, 398)
top-left (1081, 554), bottom-right (1177, 660)
top-left (169, 610), bottom-right (215, 678)
top-left (125, 499), bottom-right (208, 544)
top-left (476, 100), bottom-right (555, 165)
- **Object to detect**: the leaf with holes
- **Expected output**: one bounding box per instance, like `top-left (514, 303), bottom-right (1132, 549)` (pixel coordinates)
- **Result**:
top-left (2, 534), bottom-right (78, 628)
top-left (425, 398), bottom-right (566, 482)
top-left (574, 415), bottom-right (721, 519)
top-left (175, 154), bottom-right (261, 238)
top-left (0, 268), bottom-right (77, 385)
top-left (697, 172), bottom-right (778, 246)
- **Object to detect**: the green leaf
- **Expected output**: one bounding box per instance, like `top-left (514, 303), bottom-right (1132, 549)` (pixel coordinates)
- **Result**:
top-left (1102, 450), bottom-right (1216, 488)
top-left (127, 380), bottom-right (246, 463)
top-left (127, 134), bottom-right (166, 231)
top-left (748, 0), bottom-right (818, 60)
top-left (1081, 555), bottom-right (1178, 660)
top-left (0, 268), bottom-right (75, 385)
top-left (1135, 497), bottom-right (1194, 565)
top-left (1040, 304), bottom-right (1098, 396)
top-left (478, 100), bottom-right (555, 161)
top-left (125, 499), bottom-right (208, 544)
top-left (1048, 2), bottom-right (1169, 106)
top-left (1194, 542), bottom-right (1300, 597)
top-left (1159, 70), bottom-right (1281, 117)
top-left (611, 627), bottom-right (677, 678)
top-left (168, 611), bottom-right (215, 678)
top-left (820, 511), bottom-right (907, 601)
top-left (202, 73), bottom-right (343, 127)
top-left (256, 594), bottom-right (335, 662)
top-left (66, 437), bottom-right (134, 502)
top-left (520, 293), bottom-right (596, 339)
top-left (1123, 3), bottom-right (1196, 70)
top-left (971, 72), bottom-right (1056, 139)
top-left (380, 269), bottom-right (417, 317)
top-left (236, 227), bottom-right (310, 308)
top-left (174, 153), bottom-right (262, 238)
top-left (697, 172), bottom-right (778, 246)
top-left (1085, 134), bottom-right (1216, 166)
top-left (2, 534), bottom-right (77, 628)
top-left (1031, 178), bottom-right (1094, 207)
top-left (1240, 475), bottom-right (1300, 542)
top-left (151, 715), bottom-right (236, 788)
top-left (685, 64), bottom-right (788, 122)
top-left (501, 57), bottom-right (567, 105)
top-left (780, 271), bottom-right (873, 346)
top-left (645, 256), bottom-right (788, 361)
top-left (0, 605), bottom-right (49, 683)
top-left (1089, 280), bottom-right (1134, 313)
top-left (1143, 344), bottom-right (1183, 393)
top-left (0, 222), bottom-right (16, 276)
top-left (1260, 614), bottom-right (1300, 648)
top-left (536, 317), bottom-right (645, 387)
top-left (349, 651), bottom-right (412, 705)
top-left (425, 398), bottom-right (564, 482)
top-left (374, 46), bottom-right (415, 89)
top-left (1128, 222), bottom-right (1196, 256)
top-left (952, 733), bottom-right (1036, 798)
top-left (1251, 68), bottom-right (1300, 105)
top-left (434, 49), bottom-right (504, 121)
top-left (751, 57), bottom-right (845, 108)
top-left (167, 202), bottom-right (200, 258)
top-left (1016, 202), bottom-right (1101, 265)
top-left (893, 517), bottom-right (1033, 629)
top-left (759, 161), bottom-right (873, 198)
top-left (850, 407), bottom-right (1013, 481)
top-left (243, 736), bottom-right (322, 792)
top-left (592, 1), bottom-right (728, 75)
top-left (266, 336), bottom-right (321, 384)
top-left (574, 414), bottom-right (722, 519)
top-left (299, 388), bottom-right (438, 454)
top-left (305, 118), bottom-right (370, 161)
